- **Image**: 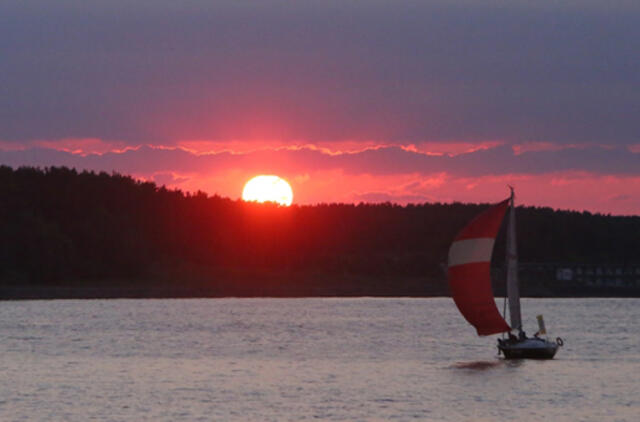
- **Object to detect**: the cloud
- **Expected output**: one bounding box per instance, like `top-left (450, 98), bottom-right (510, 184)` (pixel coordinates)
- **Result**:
top-left (2, 143), bottom-right (639, 179)
top-left (152, 172), bottom-right (190, 186)
top-left (351, 191), bottom-right (436, 204)
top-left (1, 1), bottom-right (639, 145)
top-left (610, 194), bottom-right (631, 202)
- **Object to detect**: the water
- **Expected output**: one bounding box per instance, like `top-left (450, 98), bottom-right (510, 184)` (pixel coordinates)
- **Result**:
top-left (0, 298), bottom-right (638, 421)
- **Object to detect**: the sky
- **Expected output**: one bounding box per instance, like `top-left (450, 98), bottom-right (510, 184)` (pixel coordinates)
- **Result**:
top-left (2, 0), bottom-right (640, 214)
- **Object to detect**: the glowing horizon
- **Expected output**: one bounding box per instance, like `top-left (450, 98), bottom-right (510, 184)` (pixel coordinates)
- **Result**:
top-left (1, 140), bottom-right (640, 215)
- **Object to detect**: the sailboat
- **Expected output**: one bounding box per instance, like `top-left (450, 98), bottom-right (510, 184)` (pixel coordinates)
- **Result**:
top-left (447, 188), bottom-right (563, 359)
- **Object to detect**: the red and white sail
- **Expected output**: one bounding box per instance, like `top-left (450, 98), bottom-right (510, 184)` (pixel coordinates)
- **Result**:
top-left (447, 199), bottom-right (511, 336)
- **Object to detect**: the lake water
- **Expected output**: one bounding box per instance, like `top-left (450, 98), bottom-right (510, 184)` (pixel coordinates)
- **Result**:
top-left (0, 298), bottom-right (638, 421)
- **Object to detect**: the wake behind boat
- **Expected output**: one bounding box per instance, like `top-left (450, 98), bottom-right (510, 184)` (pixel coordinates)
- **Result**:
top-left (447, 188), bottom-right (563, 359)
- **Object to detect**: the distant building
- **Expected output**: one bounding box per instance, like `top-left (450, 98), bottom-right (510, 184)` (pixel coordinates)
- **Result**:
top-left (517, 263), bottom-right (640, 292)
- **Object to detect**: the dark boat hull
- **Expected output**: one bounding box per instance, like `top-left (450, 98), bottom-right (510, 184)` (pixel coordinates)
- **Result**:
top-left (498, 338), bottom-right (559, 360)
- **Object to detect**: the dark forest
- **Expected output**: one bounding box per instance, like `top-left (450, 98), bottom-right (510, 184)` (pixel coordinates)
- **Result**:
top-left (1, 166), bottom-right (639, 298)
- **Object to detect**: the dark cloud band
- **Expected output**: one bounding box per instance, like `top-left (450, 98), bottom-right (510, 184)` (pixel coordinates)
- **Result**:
top-left (1, 144), bottom-right (638, 178)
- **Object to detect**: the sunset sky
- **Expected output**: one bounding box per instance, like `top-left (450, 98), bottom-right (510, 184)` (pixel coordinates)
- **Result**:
top-left (2, 1), bottom-right (640, 214)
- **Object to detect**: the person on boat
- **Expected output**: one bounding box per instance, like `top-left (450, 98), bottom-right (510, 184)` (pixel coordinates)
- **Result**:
top-left (518, 330), bottom-right (527, 341)
top-left (508, 332), bottom-right (518, 343)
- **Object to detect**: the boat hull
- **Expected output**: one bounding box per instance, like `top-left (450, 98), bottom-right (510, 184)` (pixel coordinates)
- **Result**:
top-left (498, 338), bottom-right (559, 360)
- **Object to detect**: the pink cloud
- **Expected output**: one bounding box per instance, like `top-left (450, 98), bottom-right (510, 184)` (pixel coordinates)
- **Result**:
top-left (175, 139), bottom-right (506, 157)
top-left (0, 138), bottom-right (130, 155)
top-left (33, 138), bottom-right (131, 155)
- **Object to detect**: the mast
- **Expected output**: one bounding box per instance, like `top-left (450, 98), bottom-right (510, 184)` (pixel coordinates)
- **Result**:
top-left (506, 187), bottom-right (522, 332)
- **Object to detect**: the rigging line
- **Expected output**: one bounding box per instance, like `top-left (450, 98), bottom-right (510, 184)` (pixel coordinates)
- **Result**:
top-left (502, 278), bottom-right (508, 339)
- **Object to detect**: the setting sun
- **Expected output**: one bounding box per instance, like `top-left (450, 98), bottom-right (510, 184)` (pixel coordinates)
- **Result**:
top-left (242, 175), bottom-right (293, 206)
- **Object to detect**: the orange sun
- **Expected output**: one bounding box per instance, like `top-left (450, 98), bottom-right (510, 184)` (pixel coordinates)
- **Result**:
top-left (242, 175), bottom-right (293, 206)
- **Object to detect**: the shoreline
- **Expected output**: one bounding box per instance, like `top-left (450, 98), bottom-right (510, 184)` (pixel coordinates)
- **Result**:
top-left (2, 281), bottom-right (638, 300)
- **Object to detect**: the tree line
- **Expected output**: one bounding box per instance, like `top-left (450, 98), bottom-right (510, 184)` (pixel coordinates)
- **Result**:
top-left (1, 166), bottom-right (639, 292)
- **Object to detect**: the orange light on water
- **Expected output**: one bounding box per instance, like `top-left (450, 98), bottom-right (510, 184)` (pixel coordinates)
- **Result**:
top-left (242, 175), bottom-right (293, 206)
